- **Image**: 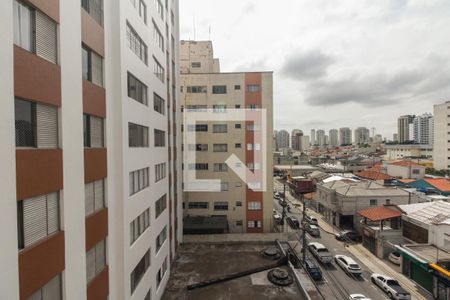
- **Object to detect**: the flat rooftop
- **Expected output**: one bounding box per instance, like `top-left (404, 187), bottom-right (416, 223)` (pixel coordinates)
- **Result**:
top-left (162, 243), bottom-right (304, 300)
top-left (404, 244), bottom-right (450, 263)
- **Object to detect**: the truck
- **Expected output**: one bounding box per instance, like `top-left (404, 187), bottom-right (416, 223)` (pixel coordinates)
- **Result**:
top-left (307, 242), bottom-right (333, 264)
top-left (370, 273), bottom-right (411, 300)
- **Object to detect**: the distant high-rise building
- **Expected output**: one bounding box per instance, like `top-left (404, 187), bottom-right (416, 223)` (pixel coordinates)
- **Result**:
top-left (413, 113), bottom-right (434, 146)
top-left (300, 135), bottom-right (310, 151)
top-left (354, 127), bottom-right (370, 144)
top-left (311, 129), bottom-right (316, 146)
top-left (291, 129), bottom-right (303, 150)
top-left (393, 133), bottom-right (399, 142)
top-left (316, 130), bottom-right (326, 147)
top-left (273, 130), bottom-right (278, 151)
top-left (276, 130), bottom-right (290, 149)
top-left (433, 102), bottom-right (449, 170)
top-left (398, 115), bottom-right (415, 143)
top-left (329, 129), bottom-right (339, 148)
top-left (339, 127), bottom-right (352, 145)
top-left (373, 134), bottom-right (383, 144)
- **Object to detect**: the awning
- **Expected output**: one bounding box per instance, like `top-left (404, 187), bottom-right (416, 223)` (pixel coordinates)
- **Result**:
top-left (358, 206), bottom-right (402, 221)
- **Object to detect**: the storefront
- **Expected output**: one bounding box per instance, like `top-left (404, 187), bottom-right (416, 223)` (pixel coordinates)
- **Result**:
top-left (430, 263), bottom-right (450, 300)
top-left (396, 246), bottom-right (433, 294)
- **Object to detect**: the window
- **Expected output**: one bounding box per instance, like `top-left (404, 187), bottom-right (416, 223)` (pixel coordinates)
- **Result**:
top-left (14, 1), bottom-right (58, 63)
top-left (191, 62), bottom-right (201, 68)
top-left (15, 99), bottom-right (58, 148)
top-left (214, 163), bottom-right (228, 172)
top-left (154, 0), bottom-right (164, 20)
top-left (236, 201), bottom-right (242, 207)
top-left (126, 22), bottom-right (148, 64)
top-left (128, 72), bottom-right (148, 105)
top-left (247, 143), bottom-right (260, 151)
top-left (220, 182), bottom-right (228, 191)
top-left (130, 208), bottom-right (150, 245)
top-left (82, 45), bottom-right (103, 86)
top-left (248, 104), bottom-right (259, 110)
top-left (156, 226), bottom-right (167, 253)
top-left (17, 192), bottom-right (59, 249)
top-left (28, 274), bottom-right (62, 300)
top-left (84, 114), bottom-right (104, 148)
top-left (155, 194), bottom-right (167, 218)
top-left (235, 143), bottom-right (241, 148)
top-left (247, 124), bottom-right (260, 131)
top-left (129, 123), bottom-right (149, 147)
top-left (188, 163), bottom-right (208, 170)
top-left (156, 257), bottom-right (168, 288)
top-left (212, 104), bottom-right (227, 113)
top-left (130, 249), bottom-right (151, 294)
top-left (82, 0), bottom-right (103, 25)
top-left (370, 199), bottom-right (378, 206)
top-left (86, 239), bottom-right (106, 283)
top-left (213, 124), bottom-right (228, 133)
top-left (153, 22), bottom-right (164, 52)
top-left (154, 57), bottom-right (165, 82)
top-left (234, 85), bottom-right (241, 90)
top-left (188, 202), bottom-right (208, 209)
top-left (85, 180), bottom-right (105, 216)
top-left (155, 162), bottom-right (166, 182)
top-left (212, 85), bottom-right (227, 94)
top-left (129, 167), bottom-right (149, 195)
top-left (248, 182), bottom-right (261, 189)
top-left (247, 84), bottom-right (260, 92)
top-left (248, 201), bottom-right (261, 210)
top-left (235, 104), bottom-right (241, 108)
top-left (187, 124), bottom-right (208, 132)
top-left (186, 86), bottom-right (207, 93)
top-left (187, 144), bottom-right (208, 151)
top-left (154, 129), bottom-right (165, 147)
top-left (235, 182), bottom-right (242, 187)
top-left (213, 144), bottom-right (228, 152)
top-left (247, 220), bottom-right (262, 228)
top-left (412, 169), bottom-right (420, 174)
top-left (186, 105), bottom-right (207, 112)
top-left (235, 123), bottom-right (241, 129)
top-left (153, 93), bottom-right (165, 114)
top-left (130, 0), bottom-right (147, 24)
top-left (214, 202), bottom-right (228, 211)
top-left (236, 220), bottom-right (243, 226)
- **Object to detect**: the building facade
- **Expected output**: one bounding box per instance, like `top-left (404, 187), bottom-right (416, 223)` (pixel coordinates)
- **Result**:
top-left (433, 102), bottom-right (449, 170)
top-left (354, 127), bottom-right (370, 144)
top-left (291, 129), bottom-right (303, 151)
top-left (316, 129), bottom-right (326, 147)
top-left (311, 129), bottom-right (316, 146)
top-left (398, 115), bottom-right (415, 143)
top-left (1, 1), bottom-right (182, 299)
top-left (413, 113), bottom-right (434, 146)
top-left (276, 129), bottom-right (290, 149)
top-left (339, 127), bottom-right (352, 146)
top-left (300, 135), bottom-right (310, 151)
top-left (180, 41), bottom-right (274, 233)
top-left (329, 129), bottom-right (339, 148)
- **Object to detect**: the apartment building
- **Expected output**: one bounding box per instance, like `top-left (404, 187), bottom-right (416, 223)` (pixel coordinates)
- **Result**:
top-left (339, 127), bottom-right (352, 146)
top-left (276, 129), bottom-right (290, 149)
top-left (398, 114), bottom-right (415, 143)
top-left (354, 127), bottom-right (370, 144)
top-left (291, 129), bottom-right (303, 151)
top-left (328, 129), bottom-right (339, 148)
top-left (413, 113), bottom-right (434, 146)
top-left (316, 129), bottom-right (326, 147)
top-left (433, 101), bottom-right (449, 170)
top-left (180, 41), bottom-right (273, 233)
top-left (1, 0), bottom-right (181, 299)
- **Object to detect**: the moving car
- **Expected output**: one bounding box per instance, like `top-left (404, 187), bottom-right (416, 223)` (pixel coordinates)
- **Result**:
top-left (305, 215), bottom-right (319, 225)
top-left (305, 224), bottom-right (321, 237)
top-left (335, 230), bottom-right (361, 242)
top-left (304, 258), bottom-right (322, 281)
top-left (388, 251), bottom-right (402, 265)
top-left (287, 216), bottom-right (300, 229)
top-left (371, 273), bottom-right (411, 300)
top-left (334, 255), bottom-right (362, 276)
top-left (349, 294), bottom-right (371, 300)
top-left (308, 242), bottom-right (333, 264)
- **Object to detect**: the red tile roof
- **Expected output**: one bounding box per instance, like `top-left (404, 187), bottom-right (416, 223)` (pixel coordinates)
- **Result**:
top-left (358, 206), bottom-right (402, 221)
top-left (425, 179), bottom-right (450, 192)
top-left (391, 160), bottom-right (424, 167)
top-left (356, 170), bottom-right (393, 181)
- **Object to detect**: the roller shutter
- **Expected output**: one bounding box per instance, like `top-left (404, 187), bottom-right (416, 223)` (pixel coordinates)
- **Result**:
top-left (37, 104), bottom-right (58, 148)
top-left (90, 116), bottom-right (103, 148)
top-left (95, 240), bottom-right (105, 273)
top-left (91, 51), bottom-right (103, 87)
top-left (46, 192), bottom-right (59, 234)
top-left (23, 195), bottom-right (47, 247)
top-left (85, 183), bottom-right (94, 216)
top-left (35, 10), bottom-right (57, 63)
top-left (86, 247), bottom-right (96, 282)
top-left (94, 180), bottom-right (104, 210)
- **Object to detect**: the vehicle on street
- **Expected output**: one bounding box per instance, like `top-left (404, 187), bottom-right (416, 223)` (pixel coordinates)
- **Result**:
top-left (334, 255), bottom-right (362, 276)
top-left (287, 216), bottom-right (300, 229)
top-left (305, 215), bottom-right (319, 225)
top-left (305, 224), bottom-right (321, 237)
top-left (371, 273), bottom-right (411, 300)
top-left (273, 214), bottom-right (282, 224)
top-left (349, 294), bottom-right (371, 300)
top-left (274, 193), bottom-right (281, 200)
top-left (308, 242), bottom-right (333, 264)
top-left (335, 230), bottom-right (361, 242)
top-left (388, 252), bottom-right (402, 265)
top-left (304, 258), bottom-right (322, 281)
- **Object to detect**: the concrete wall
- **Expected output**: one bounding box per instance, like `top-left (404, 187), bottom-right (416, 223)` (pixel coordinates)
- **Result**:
top-left (433, 102), bottom-right (449, 170)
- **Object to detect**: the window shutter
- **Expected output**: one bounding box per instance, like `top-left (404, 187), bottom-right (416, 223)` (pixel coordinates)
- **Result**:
top-left (46, 192), bottom-right (59, 234)
top-left (35, 11), bottom-right (57, 63)
top-left (37, 104), bottom-right (58, 148)
top-left (94, 180), bottom-right (104, 211)
top-left (91, 51), bottom-right (103, 87)
top-left (86, 247), bottom-right (96, 282)
top-left (23, 195), bottom-right (47, 247)
top-left (90, 116), bottom-right (103, 148)
top-left (95, 240), bottom-right (105, 273)
top-left (42, 274), bottom-right (61, 299)
top-left (85, 183), bottom-right (94, 216)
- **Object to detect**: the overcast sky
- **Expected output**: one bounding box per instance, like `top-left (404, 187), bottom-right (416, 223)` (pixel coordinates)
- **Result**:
top-left (179, 0), bottom-right (450, 139)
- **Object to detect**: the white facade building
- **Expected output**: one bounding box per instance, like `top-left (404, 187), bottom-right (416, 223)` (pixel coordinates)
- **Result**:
top-left (413, 113), bottom-right (434, 146)
top-left (316, 129), bottom-right (326, 147)
top-left (398, 115), bottom-right (415, 143)
top-left (329, 129), bottom-right (339, 148)
top-left (339, 127), bottom-right (352, 146)
top-left (354, 127), bottom-right (370, 144)
top-left (433, 102), bottom-right (450, 170)
top-left (276, 130), bottom-right (290, 149)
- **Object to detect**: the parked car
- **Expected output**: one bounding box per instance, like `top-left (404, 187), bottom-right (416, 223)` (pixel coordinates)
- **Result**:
top-left (305, 215), bottom-right (319, 225)
top-left (335, 230), bottom-right (361, 242)
top-left (287, 216), bottom-right (300, 229)
top-left (388, 252), bottom-right (402, 265)
top-left (334, 255), bottom-right (362, 276)
top-left (308, 242), bottom-right (333, 264)
top-left (304, 258), bottom-right (322, 281)
top-left (349, 294), bottom-right (371, 300)
top-left (305, 224), bottom-right (321, 237)
top-left (371, 273), bottom-right (411, 300)
top-left (273, 214), bottom-right (282, 224)
top-left (274, 193), bottom-right (281, 200)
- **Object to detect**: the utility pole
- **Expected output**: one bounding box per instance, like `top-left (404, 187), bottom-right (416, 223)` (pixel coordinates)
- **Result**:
top-left (301, 193), bottom-right (307, 263)
top-left (280, 182), bottom-right (286, 227)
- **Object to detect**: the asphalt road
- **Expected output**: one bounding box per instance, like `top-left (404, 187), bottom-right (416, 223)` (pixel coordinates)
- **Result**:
top-left (272, 180), bottom-right (392, 300)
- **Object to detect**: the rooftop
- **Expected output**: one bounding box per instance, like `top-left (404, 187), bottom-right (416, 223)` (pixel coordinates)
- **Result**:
top-left (356, 169), bottom-right (393, 181)
top-left (321, 180), bottom-right (409, 197)
top-left (358, 206), bottom-right (402, 221)
top-left (424, 178), bottom-right (450, 192)
top-left (390, 160), bottom-right (425, 168)
top-left (399, 201), bottom-right (450, 225)
top-left (403, 244), bottom-right (450, 263)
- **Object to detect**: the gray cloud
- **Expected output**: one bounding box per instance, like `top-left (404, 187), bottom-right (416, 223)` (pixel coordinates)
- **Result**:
top-left (280, 51), bottom-right (335, 81)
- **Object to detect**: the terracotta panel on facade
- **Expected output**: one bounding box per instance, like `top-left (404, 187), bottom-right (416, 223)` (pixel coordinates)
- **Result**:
top-left (29, 0), bottom-right (59, 23)
top-left (14, 46), bottom-right (61, 107)
top-left (87, 267), bottom-right (109, 300)
top-left (83, 80), bottom-right (106, 118)
top-left (16, 149), bottom-right (63, 200)
top-left (85, 208), bottom-right (108, 251)
top-left (81, 9), bottom-right (105, 57)
top-left (84, 148), bottom-right (107, 183)
top-left (19, 232), bottom-right (65, 300)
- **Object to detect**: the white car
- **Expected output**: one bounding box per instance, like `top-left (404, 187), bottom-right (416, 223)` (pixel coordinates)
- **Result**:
top-left (349, 294), bottom-right (371, 300)
top-left (371, 273), bottom-right (411, 300)
top-left (388, 252), bottom-right (402, 265)
top-left (308, 242), bottom-right (333, 264)
top-left (334, 255), bottom-right (362, 276)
